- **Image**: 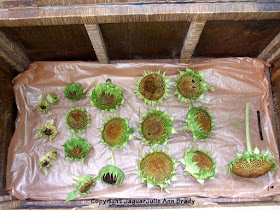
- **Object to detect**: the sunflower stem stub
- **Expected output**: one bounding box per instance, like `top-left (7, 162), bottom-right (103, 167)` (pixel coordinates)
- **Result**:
top-left (246, 103), bottom-right (252, 153)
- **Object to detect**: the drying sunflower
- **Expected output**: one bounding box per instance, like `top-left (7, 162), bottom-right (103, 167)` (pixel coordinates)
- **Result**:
top-left (64, 83), bottom-right (84, 102)
top-left (98, 165), bottom-right (125, 186)
top-left (138, 107), bottom-right (176, 147)
top-left (88, 79), bottom-right (124, 113)
top-left (228, 103), bottom-right (278, 178)
top-left (135, 149), bottom-right (178, 193)
top-left (65, 107), bottom-right (90, 133)
top-left (47, 93), bottom-right (58, 104)
top-left (36, 119), bottom-right (57, 142)
top-left (174, 67), bottom-right (214, 103)
top-left (183, 105), bottom-right (214, 142)
top-left (37, 99), bottom-right (49, 113)
top-left (181, 147), bottom-right (218, 185)
top-left (63, 134), bottom-right (92, 163)
top-left (135, 71), bottom-right (170, 106)
top-left (39, 151), bottom-right (57, 175)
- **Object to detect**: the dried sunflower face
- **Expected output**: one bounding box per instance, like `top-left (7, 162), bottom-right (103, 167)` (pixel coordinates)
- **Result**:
top-left (66, 175), bottom-right (96, 202)
top-left (100, 117), bottom-right (133, 151)
top-left (64, 83), bottom-right (84, 102)
top-left (39, 151), bottom-right (57, 175)
top-left (98, 165), bottom-right (125, 186)
top-left (135, 149), bottom-right (178, 193)
top-left (138, 107), bottom-right (176, 147)
top-left (135, 71), bottom-right (170, 106)
top-left (36, 119), bottom-right (57, 142)
top-left (65, 107), bottom-right (90, 133)
top-left (37, 99), bottom-right (49, 113)
top-left (183, 105), bottom-right (214, 142)
top-left (63, 135), bottom-right (92, 163)
top-left (88, 79), bottom-right (124, 113)
top-left (181, 147), bottom-right (218, 185)
top-left (174, 67), bottom-right (213, 103)
top-left (47, 93), bottom-right (58, 104)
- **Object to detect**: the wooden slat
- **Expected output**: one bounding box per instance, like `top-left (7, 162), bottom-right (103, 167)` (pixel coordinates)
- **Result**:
top-left (180, 21), bottom-right (206, 63)
top-left (0, 2), bottom-right (279, 27)
top-left (267, 48), bottom-right (280, 64)
top-left (0, 200), bottom-right (25, 209)
top-left (85, 24), bottom-right (109, 64)
top-left (258, 32), bottom-right (280, 60)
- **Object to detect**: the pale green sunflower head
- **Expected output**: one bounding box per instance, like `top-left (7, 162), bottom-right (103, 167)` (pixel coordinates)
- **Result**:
top-left (65, 107), bottom-right (90, 133)
top-left (98, 165), bottom-right (125, 186)
top-left (39, 151), bottom-right (57, 175)
top-left (37, 99), bottom-right (49, 113)
top-left (36, 119), bottom-right (57, 142)
top-left (64, 83), bottom-right (84, 102)
top-left (47, 93), bottom-right (59, 104)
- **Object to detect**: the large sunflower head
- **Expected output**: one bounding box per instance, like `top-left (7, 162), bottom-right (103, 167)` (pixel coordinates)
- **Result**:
top-left (135, 149), bottom-right (178, 193)
top-left (98, 165), bottom-right (125, 186)
top-left (174, 67), bottom-right (214, 103)
top-left (63, 134), bottom-right (92, 163)
top-left (183, 105), bottom-right (214, 142)
top-left (135, 71), bottom-right (170, 107)
top-left (100, 116), bottom-right (133, 151)
top-left (66, 175), bottom-right (96, 202)
top-left (65, 107), bottom-right (90, 133)
top-left (88, 79), bottom-right (124, 114)
top-left (181, 147), bottom-right (218, 185)
top-left (47, 93), bottom-right (59, 104)
top-left (64, 83), bottom-right (84, 102)
top-left (36, 119), bottom-right (57, 142)
top-left (39, 151), bottom-right (57, 175)
top-left (37, 99), bottom-right (49, 113)
top-left (138, 107), bottom-right (176, 147)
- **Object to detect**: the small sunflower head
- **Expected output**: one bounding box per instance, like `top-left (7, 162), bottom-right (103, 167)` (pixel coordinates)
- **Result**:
top-left (64, 83), bottom-right (84, 102)
top-left (181, 147), bottom-right (218, 185)
top-left (66, 175), bottom-right (96, 202)
top-left (100, 117), bottom-right (133, 151)
top-left (65, 107), bottom-right (90, 133)
top-left (37, 99), bottom-right (49, 113)
top-left (135, 149), bottom-right (178, 193)
top-left (174, 67), bottom-right (213, 103)
top-left (47, 93), bottom-right (58, 104)
top-left (37, 119), bottom-right (57, 142)
top-left (135, 71), bottom-right (170, 106)
top-left (63, 135), bottom-right (92, 163)
top-left (88, 79), bottom-right (124, 113)
top-left (138, 108), bottom-right (176, 147)
top-left (98, 165), bottom-right (125, 186)
top-left (183, 105), bottom-right (214, 142)
top-left (39, 151), bottom-right (57, 175)
top-left (228, 148), bottom-right (278, 178)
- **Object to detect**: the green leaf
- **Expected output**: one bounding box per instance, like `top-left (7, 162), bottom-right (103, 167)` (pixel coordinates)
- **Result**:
top-left (233, 121), bottom-right (245, 127)
top-left (66, 190), bottom-right (77, 202)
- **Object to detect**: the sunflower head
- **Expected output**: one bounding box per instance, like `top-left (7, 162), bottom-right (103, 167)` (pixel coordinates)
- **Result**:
top-left (228, 148), bottom-right (278, 178)
top-left (36, 119), bottom-right (57, 142)
top-left (37, 99), bottom-right (49, 113)
top-left (47, 93), bottom-right (59, 104)
top-left (138, 107), bottom-right (176, 147)
top-left (66, 175), bottom-right (96, 202)
top-left (174, 67), bottom-right (213, 103)
top-left (135, 71), bottom-right (170, 107)
top-left (181, 147), bottom-right (218, 185)
top-left (98, 165), bottom-right (125, 186)
top-left (63, 135), bottom-right (92, 163)
top-left (39, 151), bottom-right (57, 175)
top-left (135, 149), bottom-right (178, 193)
top-left (100, 116), bottom-right (133, 151)
top-left (183, 105), bottom-right (214, 142)
top-left (88, 79), bottom-right (124, 113)
top-left (64, 83), bottom-right (84, 102)
top-left (65, 107), bottom-right (90, 133)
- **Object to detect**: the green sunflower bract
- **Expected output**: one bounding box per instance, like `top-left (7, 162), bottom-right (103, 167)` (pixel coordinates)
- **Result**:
top-left (88, 79), bottom-right (124, 114)
top-left (36, 119), bottom-right (57, 142)
top-left (47, 93), bottom-right (58, 104)
top-left (175, 67), bottom-right (214, 103)
top-left (135, 149), bottom-right (178, 193)
top-left (138, 107), bottom-right (176, 147)
top-left (37, 99), bottom-right (49, 113)
top-left (180, 147), bottom-right (218, 185)
top-left (183, 105), bottom-right (214, 142)
top-left (64, 83), bottom-right (84, 102)
top-left (65, 107), bottom-right (90, 133)
top-left (66, 175), bottom-right (97, 202)
top-left (228, 103), bottom-right (278, 178)
top-left (98, 165), bottom-right (125, 186)
top-left (135, 71), bottom-right (170, 106)
top-left (63, 134), bottom-right (92, 163)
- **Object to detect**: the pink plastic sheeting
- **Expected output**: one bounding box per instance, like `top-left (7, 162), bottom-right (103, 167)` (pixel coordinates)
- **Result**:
top-left (7, 58), bottom-right (280, 200)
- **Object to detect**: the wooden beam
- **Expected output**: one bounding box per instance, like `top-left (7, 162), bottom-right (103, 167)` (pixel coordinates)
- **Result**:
top-left (0, 2), bottom-right (279, 27)
top-left (258, 32), bottom-right (280, 60)
top-left (267, 48), bottom-right (280, 64)
top-left (180, 21), bottom-right (206, 63)
top-left (85, 24), bottom-right (109, 64)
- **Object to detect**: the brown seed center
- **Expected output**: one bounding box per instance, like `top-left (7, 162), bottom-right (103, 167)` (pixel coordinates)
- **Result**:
top-left (98, 92), bottom-right (117, 108)
top-left (177, 75), bottom-right (201, 99)
top-left (80, 179), bottom-right (94, 193)
top-left (195, 109), bottom-right (212, 134)
top-left (102, 173), bottom-right (117, 184)
top-left (69, 145), bottom-right (83, 158)
top-left (43, 128), bottom-right (52, 136)
top-left (193, 151), bottom-right (213, 170)
top-left (139, 74), bottom-right (165, 101)
top-left (103, 119), bottom-right (124, 146)
top-left (142, 115), bottom-right (165, 141)
top-left (69, 91), bottom-right (76, 98)
top-left (40, 105), bottom-right (46, 110)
